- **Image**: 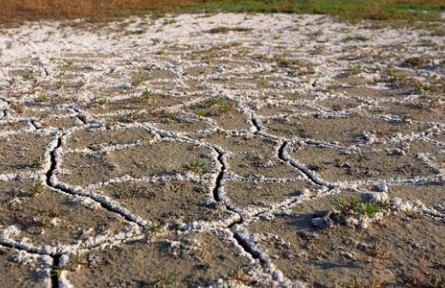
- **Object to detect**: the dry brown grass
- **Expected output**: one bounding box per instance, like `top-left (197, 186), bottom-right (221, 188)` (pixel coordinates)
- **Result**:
top-left (0, 0), bottom-right (442, 24)
top-left (0, 0), bottom-right (194, 23)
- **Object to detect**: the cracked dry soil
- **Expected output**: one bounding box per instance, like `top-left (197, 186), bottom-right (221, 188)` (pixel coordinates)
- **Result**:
top-left (0, 12), bottom-right (444, 288)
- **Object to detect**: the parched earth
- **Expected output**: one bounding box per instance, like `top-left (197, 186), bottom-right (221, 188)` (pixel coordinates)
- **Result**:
top-left (0, 13), bottom-right (444, 287)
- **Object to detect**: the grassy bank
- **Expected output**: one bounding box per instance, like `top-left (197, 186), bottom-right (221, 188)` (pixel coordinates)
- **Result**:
top-left (1, 0), bottom-right (444, 23)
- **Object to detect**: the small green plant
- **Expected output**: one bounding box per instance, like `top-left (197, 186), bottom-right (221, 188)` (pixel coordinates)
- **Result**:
top-left (206, 96), bottom-right (233, 115)
top-left (149, 223), bottom-right (162, 234)
top-left (343, 34), bottom-right (369, 42)
top-left (332, 195), bottom-right (383, 216)
top-left (67, 252), bottom-right (87, 271)
top-left (91, 95), bottom-right (108, 106)
top-left (0, 211), bottom-right (11, 225)
top-left (360, 201), bottom-right (381, 216)
top-left (194, 110), bottom-right (205, 117)
top-left (402, 56), bottom-right (429, 68)
top-left (29, 180), bottom-right (45, 196)
top-left (185, 158), bottom-right (207, 175)
top-left (327, 83), bottom-right (338, 91)
top-left (345, 65), bottom-right (361, 76)
top-left (332, 195), bottom-right (361, 213)
top-left (274, 54), bottom-right (291, 67)
top-left (35, 93), bottom-right (49, 103)
top-left (305, 65), bottom-right (316, 75)
top-left (209, 26), bottom-right (229, 34)
top-left (145, 223), bottom-right (163, 241)
top-left (29, 156), bottom-right (43, 168)
top-left (273, 54), bottom-right (305, 68)
top-left (162, 18), bottom-right (177, 26)
top-left (401, 113), bottom-right (414, 124)
top-left (21, 71), bottom-right (35, 81)
top-left (414, 84), bottom-right (426, 94)
top-left (199, 47), bottom-right (220, 63)
top-left (385, 66), bottom-right (417, 88)
top-left (347, 276), bottom-right (364, 288)
top-left (137, 88), bottom-right (157, 104)
top-left (132, 73), bottom-right (150, 86)
top-left (256, 76), bottom-right (268, 88)
top-left (159, 111), bottom-right (178, 122)
top-left (153, 273), bottom-right (177, 288)
top-left (414, 84), bottom-right (437, 94)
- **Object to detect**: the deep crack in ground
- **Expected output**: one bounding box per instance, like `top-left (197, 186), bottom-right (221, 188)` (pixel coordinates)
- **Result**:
top-left (50, 255), bottom-right (62, 288)
top-left (211, 148), bottom-right (225, 203)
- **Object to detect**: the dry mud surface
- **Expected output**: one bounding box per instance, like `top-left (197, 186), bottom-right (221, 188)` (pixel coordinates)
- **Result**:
top-left (0, 13), bottom-right (445, 287)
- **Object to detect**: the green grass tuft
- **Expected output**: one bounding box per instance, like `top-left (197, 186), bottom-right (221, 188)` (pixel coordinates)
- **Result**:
top-left (185, 158), bottom-right (207, 174)
top-left (30, 180), bottom-right (45, 196)
top-left (206, 96), bottom-right (233, 115)
top-left (332, 194), bottom-right (385, 217)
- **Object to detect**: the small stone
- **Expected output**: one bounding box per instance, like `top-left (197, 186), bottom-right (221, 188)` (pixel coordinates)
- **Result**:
top-left (272, 270), bottom-right (284, 282)
top-left (340, 251), bottom-right (355, 260)
top-left (345, 216), bottom-right (359, 227)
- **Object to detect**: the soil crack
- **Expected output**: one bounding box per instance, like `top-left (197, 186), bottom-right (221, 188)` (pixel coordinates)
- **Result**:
top-left (212, 148), bottom-right (225, 202)
top-left (251, 113), bottom-right (261, 133)
top-left (0, 241), bottom-right (44, 255)
top-left (45, 135), bottom-right (146, 227)
top-left (51, 255), bottom-right (61, 288)
top-left (231, 230), bottom-right (264, 263)
top-left (45, 135), bottom-right (63, 187)
top-left (278, 141), bottom-right (333, 188)
top-left (211, 147), bottom-right (265, 265)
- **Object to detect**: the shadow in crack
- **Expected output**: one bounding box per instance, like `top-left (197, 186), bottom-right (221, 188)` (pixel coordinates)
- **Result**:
top-left (283, 211), bottom-right (327, 230)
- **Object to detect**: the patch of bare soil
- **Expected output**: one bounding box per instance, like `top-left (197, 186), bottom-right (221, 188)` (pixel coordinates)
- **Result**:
top-left (0, 179), bottom-right (127, 247)
top-left (247, 211), bottom-right (445, 287)
top-left (0, 247), bottom-right (50, 288)
top-left (0, 133), bottom-right (50, 174)
top-left (93, 179), bottom-right (224, 225)
top-left (67, 231), bottom-right (258, 287)
top-left (288, 141), bottom-right (439, 183)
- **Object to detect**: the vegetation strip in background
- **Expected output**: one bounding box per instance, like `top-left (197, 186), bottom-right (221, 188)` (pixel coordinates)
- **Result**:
top-left (1, 0), bottom-right (444, 24)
